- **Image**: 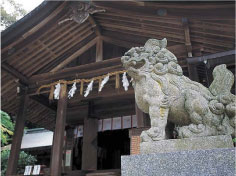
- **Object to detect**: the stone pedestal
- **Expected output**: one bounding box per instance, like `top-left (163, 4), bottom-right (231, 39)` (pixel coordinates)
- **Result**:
top-left (141, 135), bottom-right (233, 154)
top-left (121, 136), bottom-right (235, 176)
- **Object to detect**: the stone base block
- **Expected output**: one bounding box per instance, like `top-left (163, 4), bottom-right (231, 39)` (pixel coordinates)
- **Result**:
top-left (121, 148), bottom-right (235, 176)
top-left (140, 135), bottom-right (233, 154)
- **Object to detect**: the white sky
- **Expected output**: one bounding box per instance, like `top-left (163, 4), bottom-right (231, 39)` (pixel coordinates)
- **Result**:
top-left (1, 0), bottom-right (44, 30)
top-left (2, 0), bottom-right (44, 14)
top-left (15, 0), bottom-right (44, 13)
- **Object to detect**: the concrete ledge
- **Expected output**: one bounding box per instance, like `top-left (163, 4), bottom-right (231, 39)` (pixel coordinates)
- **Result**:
top-left (140, 135), bottom-right (233, 154)
top-left (121, 148), bottom-right (235, 176)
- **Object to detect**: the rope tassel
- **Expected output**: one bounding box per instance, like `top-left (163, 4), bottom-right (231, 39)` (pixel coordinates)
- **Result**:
top-left (49, 85), bottom-right (55, 101)
top-left (115, 73), bottom-right (120, 89)
top-left (80, 81), bottom-right (84, 95)
top-left (36, 70), bottom-right (127, 95)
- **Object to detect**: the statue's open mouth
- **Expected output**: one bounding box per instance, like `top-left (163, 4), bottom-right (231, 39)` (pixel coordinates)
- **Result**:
top-left (127, 59), bottom-right (145, 70)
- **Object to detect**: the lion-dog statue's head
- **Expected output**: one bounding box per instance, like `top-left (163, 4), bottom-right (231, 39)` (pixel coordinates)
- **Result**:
top-left (121, 38), bottom-right (183, 81)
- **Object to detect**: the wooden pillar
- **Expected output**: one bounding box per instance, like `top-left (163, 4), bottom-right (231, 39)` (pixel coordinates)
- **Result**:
top-left (135, 103), bottom-right (149, 128)
top-left (50, 84), bottom-right (67, 176)
top-left (206, 66), bottom-right (214, 87)
top-left (82, 117), bottom-right (98, 170)
top-left (187, 64), bottom-right (199, 82)
top-left (6, 90), bottom-right (29, 176)
top-left (96, 37), bottom-right (103, 62)
top-left (182, 17), bottom-right (193, 57)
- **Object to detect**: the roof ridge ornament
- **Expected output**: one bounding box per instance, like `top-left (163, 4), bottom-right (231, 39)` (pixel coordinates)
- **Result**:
top-left (58, 2), bottom-right (105, 25)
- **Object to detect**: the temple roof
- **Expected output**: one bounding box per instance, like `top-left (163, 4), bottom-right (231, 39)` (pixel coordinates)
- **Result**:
top-left (1, 1), bottom-right (235, 130)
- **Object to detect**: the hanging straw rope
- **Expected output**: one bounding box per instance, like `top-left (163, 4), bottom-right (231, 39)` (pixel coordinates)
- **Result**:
top-left (36, 70), bottom-right (127, 94)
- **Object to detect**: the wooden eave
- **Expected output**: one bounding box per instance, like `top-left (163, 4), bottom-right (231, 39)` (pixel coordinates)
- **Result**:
top-left (1, 1), bottom-right (235, 130)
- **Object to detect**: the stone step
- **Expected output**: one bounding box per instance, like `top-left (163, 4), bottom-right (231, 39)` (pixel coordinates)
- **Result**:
top-left (86, 169), bottom-right (121, 176)
top-left (86, 172), bottom-right (120, 176)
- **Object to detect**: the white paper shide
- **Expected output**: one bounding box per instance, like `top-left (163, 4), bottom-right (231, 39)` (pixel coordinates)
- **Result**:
top-left (54, 83), bottom-right (61, 99)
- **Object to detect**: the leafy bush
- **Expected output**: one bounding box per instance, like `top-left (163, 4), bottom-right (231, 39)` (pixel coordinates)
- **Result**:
top-left (1, 111), bottom-right (14, 146)
top-left (1, 111), bottom-right (37, 175)
top-left (233, 138), bottom-right (236, 143)
top-left (1, 150), bottom-right (37, 176)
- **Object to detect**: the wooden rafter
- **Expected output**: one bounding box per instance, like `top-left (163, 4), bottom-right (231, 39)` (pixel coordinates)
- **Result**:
top-left (50, 37), bottom-right (98, 72)
top-left (101, 36), bottom-right (140, 48)
top-left (2, 63), bottom-right (29, 85)
top-left (96, 37), bottom-right (103, 62)
top-left (1, 2), bottom-right (68, 62)
top-left (88, 14), bottom-right (101, 36)
top-left (88, 15), bottom-right (103, 62)
top-left (93, 1), bottom-right (234, 20)
top-left (30, 95), bottom-right (57, 111)
top-left (102, 35), bottom-right (187, 57)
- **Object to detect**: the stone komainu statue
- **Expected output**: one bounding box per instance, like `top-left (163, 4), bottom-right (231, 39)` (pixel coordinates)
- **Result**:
top-left (121, 39), bottom-right (235, 142)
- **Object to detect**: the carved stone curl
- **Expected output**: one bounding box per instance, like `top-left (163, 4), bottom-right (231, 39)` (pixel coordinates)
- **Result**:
top-left (121, 38), bottom-right (236, 142)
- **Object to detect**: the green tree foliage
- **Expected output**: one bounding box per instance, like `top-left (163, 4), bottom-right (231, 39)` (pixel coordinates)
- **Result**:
top-left (1, 110), bottom-right (14, 146)
top-left (1, 0), bottom-right (27, 29)
top-left (1, 150), bottom-right (37, 176)
top-left (1, 111), bottom-right (37, 175)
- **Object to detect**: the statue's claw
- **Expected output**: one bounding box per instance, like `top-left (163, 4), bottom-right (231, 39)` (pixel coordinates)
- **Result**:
top-left (177, 124), bottom-right (218, 138)
top-left (140, 130), bottom-right (152, 142)
top-left (141, 127), bottom-right (166, 142)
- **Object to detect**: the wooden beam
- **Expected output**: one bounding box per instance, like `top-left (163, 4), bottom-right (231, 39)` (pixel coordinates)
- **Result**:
top-left (30, 95), bottom-right (57, 111)
top-left (28, 64), bottom-right (123, 96)
top-left (6, 91), bottom-right (29, 175)
top-left (50, 83), bottom-right (67, 176)
top-left (88, 14), bottom-right (101, 36)
top-left (2, 63), bottom-right (29, 85)
top-left (29, 57), bottom-right (122, 86)
top-left (96, 37), bottom-right (103, 62)
top-left (70, 86), bottom-right (134, 103)
top-left (186, 50), bottom-right (235, 64)
top-left (50, 37), bottom-right (98, 72)
top-left (182, 17), bottom-right (192, 57)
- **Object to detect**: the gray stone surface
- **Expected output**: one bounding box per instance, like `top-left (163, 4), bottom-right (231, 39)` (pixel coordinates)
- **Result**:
top-left (140, 135), bottom-right (234, 154)
top-left (121, 148), bottom-right (235, 176)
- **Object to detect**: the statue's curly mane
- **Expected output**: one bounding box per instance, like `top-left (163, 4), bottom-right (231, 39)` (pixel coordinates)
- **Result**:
top-left (123, 38), bottom-right (183, 77)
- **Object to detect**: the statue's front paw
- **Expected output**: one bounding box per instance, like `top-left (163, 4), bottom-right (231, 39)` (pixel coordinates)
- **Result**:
top-left (177, 124), bottom-right (217, 138)
top-left (146, 127), bottom-right (165, 141)
top-left (140, 131), bottom-right (152, 142)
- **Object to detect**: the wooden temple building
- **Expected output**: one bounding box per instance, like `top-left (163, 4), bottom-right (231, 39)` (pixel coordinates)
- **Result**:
top-left (1, 1), bottom-right (235, 176)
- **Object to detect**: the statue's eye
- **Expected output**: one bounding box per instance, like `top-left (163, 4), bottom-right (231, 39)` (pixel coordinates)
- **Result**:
top-left (125, 52), bottom-right (131, 56)
top-left (158, 53), bottom-right (164, 58)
